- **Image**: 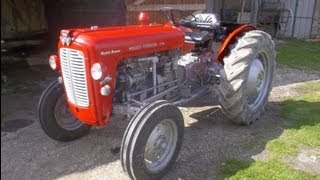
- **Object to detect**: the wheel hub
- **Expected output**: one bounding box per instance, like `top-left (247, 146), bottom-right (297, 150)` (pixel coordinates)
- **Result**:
top-left (54, 96), bottom-right (83, 130)
top-left (144, 119), bottom-right (178, 172)
top-left (246, 57), bottom-right (266, 106)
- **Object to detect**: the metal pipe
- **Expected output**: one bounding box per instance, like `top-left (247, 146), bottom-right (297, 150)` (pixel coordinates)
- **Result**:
top-left (153, 58), bottom-right (157, 95)
top-left (136, 56), bottom-right (159, 95)
top-left (127, 79), bottom-right (180, 97)
top-left (142, 85), bottom-right (179, 104)
top-left (127, 98), bottom-right (144, 106)
top-left (173, 86), bottom-right (210, 106)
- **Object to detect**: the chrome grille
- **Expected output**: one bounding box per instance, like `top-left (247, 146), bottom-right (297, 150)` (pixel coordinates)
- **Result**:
top-left (60, 48), bottom-right (89, 107)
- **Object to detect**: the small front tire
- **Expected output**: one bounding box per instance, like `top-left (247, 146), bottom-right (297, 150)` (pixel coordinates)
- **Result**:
top-left (38, 81), bottom-right (91, 141)
top-left (121, 100), bottom-right (184, 180)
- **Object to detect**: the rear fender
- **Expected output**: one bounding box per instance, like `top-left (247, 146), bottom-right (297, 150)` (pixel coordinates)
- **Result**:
top-left (216, 25), bottom-right (256, 65)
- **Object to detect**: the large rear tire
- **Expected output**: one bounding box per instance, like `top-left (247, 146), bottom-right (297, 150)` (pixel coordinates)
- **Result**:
top-left (38, 81), bottom-right (91, 141)
top-left (218, 30), bottom-right (276, 125)
top-left (121, 100), bottom-right (184, 180)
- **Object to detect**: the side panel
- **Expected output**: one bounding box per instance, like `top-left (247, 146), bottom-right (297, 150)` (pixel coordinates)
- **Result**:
top-left (91, 27), bottom-right (185, 126)
top-left (217, 24), bottom-right (256, 64)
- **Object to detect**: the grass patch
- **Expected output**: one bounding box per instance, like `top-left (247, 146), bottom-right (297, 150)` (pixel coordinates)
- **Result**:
top-left (294, 81), bottom-right (320, 94)
top-left (221, 159), bottom-right (317, 180)
top-left (219, 81), bottom-right (320, 179)
top-left (269, 82), bottom-right (320, 156)
top-left (219, 158), bottom-right (252, 177)
top-left (276, 39), bottom-right (320, 70)
top-left (267, 90), bottom-right (320, 157)
top-left (280, 93), bottom-right (320, 128)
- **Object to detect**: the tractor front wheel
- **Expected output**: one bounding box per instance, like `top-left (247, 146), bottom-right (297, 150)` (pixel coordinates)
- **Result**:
top-left (38, 81), bottom-right (91, 141)
top-left (218, 30), bottom-right (276, 125)
top-left (121, 100), bottom-right (184, 180)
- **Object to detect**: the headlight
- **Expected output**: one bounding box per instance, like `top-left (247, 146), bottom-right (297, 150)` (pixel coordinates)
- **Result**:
top-left (49, 55), bottom-right (59, 70)
top-left (91, 63), bottom-right (103, 80)
top-left (100, 84), bottom-right (111, 96)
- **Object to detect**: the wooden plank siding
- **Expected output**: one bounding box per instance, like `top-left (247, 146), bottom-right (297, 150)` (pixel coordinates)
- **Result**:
top-left (277, 0), bottom-right (317, 38)
top-left (126, 0), bottom-right (206, 25)
top-left (127, 4), bottom-right (205, 11)
top-left (310, 0), bottom-right (320, 38)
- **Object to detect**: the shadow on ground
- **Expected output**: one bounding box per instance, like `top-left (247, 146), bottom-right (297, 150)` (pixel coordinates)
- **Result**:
top-left (166, 98), bottom-right (319, 179)
top-left (1, 63), bottom-right (319, 179)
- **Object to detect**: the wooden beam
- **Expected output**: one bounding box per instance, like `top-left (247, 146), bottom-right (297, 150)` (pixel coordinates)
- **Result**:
top-left (213, 0), bottom-right (223, 13)
top-left (127, 4), bottom-right (206, 12)
top-left (132, 0), bottom-right (146, 6)
top-left (250, 0), bottom-right (259, 25)
top-left (206, 0), bottom-right (214, 13)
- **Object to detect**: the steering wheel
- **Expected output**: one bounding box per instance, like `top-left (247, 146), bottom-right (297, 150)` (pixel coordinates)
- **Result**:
top-left (159, 7), bottom-right (198, 26)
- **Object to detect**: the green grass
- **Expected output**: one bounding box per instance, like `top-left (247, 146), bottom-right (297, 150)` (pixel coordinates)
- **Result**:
top-left (267, 88), bottom-right (320, 157)
top-left (220, 159), bottom-right (317, 180)
top-left (295, 81), bottom-right (320, 94)
top-left (219, 81), bottom-right (320, 179)
top-left (276, 39), bottom-right (320, 70)
top-left (219, 158), bottom-right (252, 177)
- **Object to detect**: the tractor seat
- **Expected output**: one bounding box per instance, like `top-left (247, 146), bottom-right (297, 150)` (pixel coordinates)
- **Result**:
top-left (184, 32), bottom-right (211, 44)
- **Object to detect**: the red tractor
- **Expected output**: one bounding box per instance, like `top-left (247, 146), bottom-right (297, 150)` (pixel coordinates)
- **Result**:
top-left (38, 9), bottom-right (275, 179)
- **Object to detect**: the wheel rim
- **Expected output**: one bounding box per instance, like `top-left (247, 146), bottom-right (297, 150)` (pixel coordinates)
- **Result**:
top-left (246, 51), bottom-right (270, 108)
top-left (144, 118), bottom-right (178, 172)
top-left (54, 96), bottom-right (83, 130)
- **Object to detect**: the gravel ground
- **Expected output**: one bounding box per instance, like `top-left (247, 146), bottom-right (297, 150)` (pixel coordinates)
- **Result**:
top-left (1, 65), bottom-right (319, 180)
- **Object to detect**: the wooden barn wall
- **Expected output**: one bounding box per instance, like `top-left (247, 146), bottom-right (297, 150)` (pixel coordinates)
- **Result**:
top-left (310, 0), bottom-right (320, 38)
top-left (1, 0), bottom-right (47, 39)
top-left (126, 0), bottom-right (206, 25)
top-left (44, 0), bottom-right (126, 44)
top-left (282, 0), bottom-right (316, 38)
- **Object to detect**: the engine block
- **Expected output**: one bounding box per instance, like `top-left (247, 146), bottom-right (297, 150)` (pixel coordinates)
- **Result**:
top-left (114, 51), bottom-right (181, 104)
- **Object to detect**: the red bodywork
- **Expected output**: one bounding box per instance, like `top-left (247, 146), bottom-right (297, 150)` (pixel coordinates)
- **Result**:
top-left (54, 18), bottom-right (255, 127)
top-left (57, 23), bottom-right (185, 126)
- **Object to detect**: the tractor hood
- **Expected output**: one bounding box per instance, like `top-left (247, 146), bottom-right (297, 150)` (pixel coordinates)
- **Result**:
top-left (62, 24), bottom-right (185, 59)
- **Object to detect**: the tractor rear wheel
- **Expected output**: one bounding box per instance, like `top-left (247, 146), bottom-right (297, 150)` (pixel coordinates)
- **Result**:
top-left (218, 30), bottom-right (276, 125)
top-left (121, 100), bottom-right (184, 180)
